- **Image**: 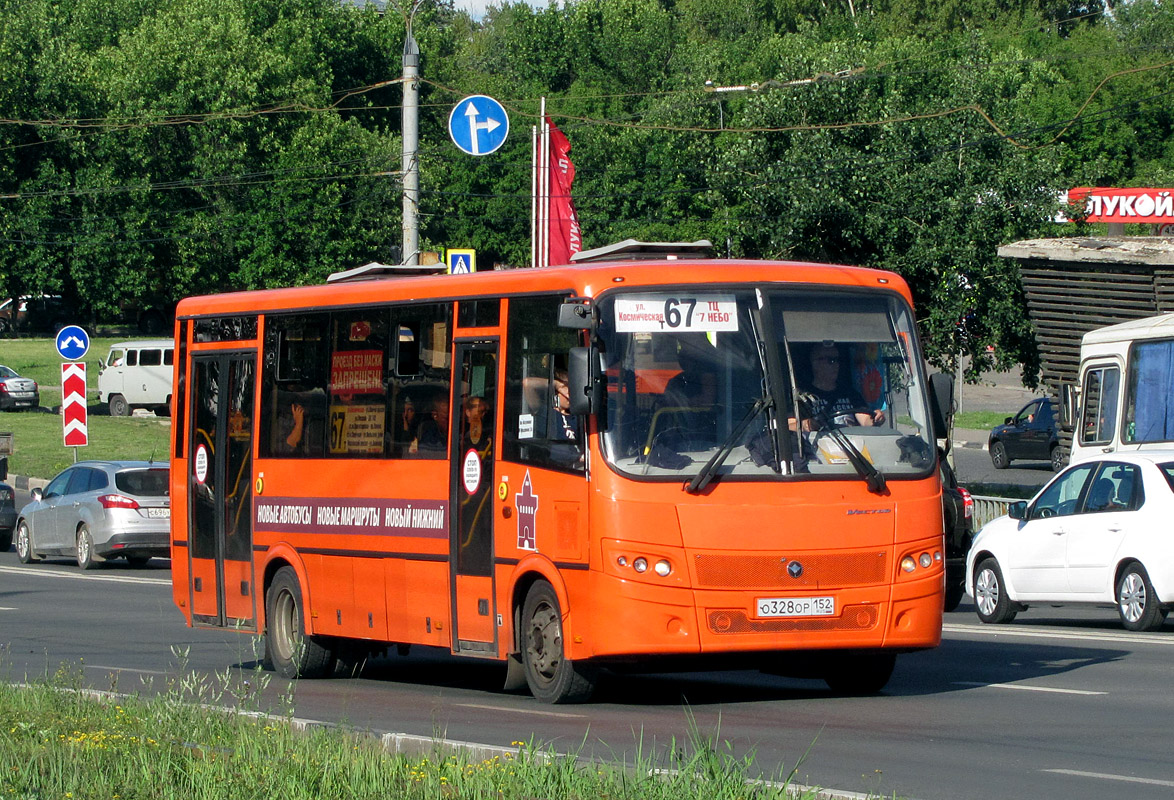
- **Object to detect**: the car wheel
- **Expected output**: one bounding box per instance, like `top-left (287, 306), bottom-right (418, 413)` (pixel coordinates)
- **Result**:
top-left (1116, 562), bottom-right (1167, 632)
top-left (521, 580), bottom-right (598, 703)
top-left (824, 651), bottom-right (897, 695)
top-left (974, 557), bottom-right (1017, 624)
top-left (108, 394), bottom-right (130, 417)
top-left (76, 526), bottom-right (103, 570)
top-left (989, 440), bottom-right (1009, 470)
top-left (1050, 445), bottom-right (1065, 473)
top-left (265, 566), bottom-right (335, 678)
top-left (15, 521), bottom-right (39, 563)
top-left (944, 580), bottom-right (966, 613)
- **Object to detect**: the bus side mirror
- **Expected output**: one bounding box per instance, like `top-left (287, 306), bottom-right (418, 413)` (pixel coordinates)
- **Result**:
top-left (928, 372), bottom-right (953, 441)
top-left (567, 346), bottom-right (602, 416)
top-left (1059, 383), bottom-right (1076, 428)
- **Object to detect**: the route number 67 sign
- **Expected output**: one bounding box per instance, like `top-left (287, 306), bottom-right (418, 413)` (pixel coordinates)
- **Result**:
top-left (613, 294), bottom-right (739, 333)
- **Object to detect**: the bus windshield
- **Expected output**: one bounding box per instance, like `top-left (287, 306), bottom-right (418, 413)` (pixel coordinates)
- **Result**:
top-left (597, 288), bottom-right (936, 482)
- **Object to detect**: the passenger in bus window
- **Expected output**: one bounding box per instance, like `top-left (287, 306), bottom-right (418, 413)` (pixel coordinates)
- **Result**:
top-left (650, 335), bottom-right (718, 451)
top-left (409, 391), bottom-right (450, 455)
top-left (795, 343), bottom-right (881, 431)
top-left (285, 402), bottom-right (305, 451)
top-left (523, 368), bottom-right (584, 467)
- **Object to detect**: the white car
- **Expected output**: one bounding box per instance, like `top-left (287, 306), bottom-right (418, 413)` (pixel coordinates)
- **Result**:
top-left (966, 451), bottom-right (1174, 631)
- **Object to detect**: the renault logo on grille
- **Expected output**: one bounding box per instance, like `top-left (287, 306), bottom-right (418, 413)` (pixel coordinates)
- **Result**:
top-left (787, 560), bottom-right (804, 579)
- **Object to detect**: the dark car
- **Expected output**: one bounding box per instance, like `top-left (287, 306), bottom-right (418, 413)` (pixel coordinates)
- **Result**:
top-left (0, 481), bottom-right (15, 551)
top-left (0, 295), bottom-right (78, 335)
top-left (988, 397), bottom-right (1063, 472)
top-left (0, 365), bottom-right (39, 411)
top-left (941, 456), bottom-right (973, 612)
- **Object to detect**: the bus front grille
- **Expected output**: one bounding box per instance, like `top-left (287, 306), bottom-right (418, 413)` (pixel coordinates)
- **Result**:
top-left (694, 551), bottom-right (887, 589)
top-left (707, 604), bottom-right (879, 634)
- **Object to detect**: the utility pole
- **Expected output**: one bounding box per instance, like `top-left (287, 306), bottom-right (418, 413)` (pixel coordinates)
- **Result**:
top-left (401, 8), bottom-right (421, 267)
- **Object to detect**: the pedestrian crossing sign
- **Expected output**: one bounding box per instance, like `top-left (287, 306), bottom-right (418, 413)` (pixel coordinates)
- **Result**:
top-left (448, 249), bottom-right (476, 274)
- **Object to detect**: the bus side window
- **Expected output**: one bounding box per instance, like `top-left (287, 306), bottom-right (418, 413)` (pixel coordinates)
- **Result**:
top-left (389, 303), bottom-right (452, 459)
top-left (503, 295), bottom-right (584, 472)
top-left (1081, 365), bottom-right (1119, 446)
top-left (261, 313), bottom-right (331, 458)
top-left (1125, 340), bottom-right (1174, 444)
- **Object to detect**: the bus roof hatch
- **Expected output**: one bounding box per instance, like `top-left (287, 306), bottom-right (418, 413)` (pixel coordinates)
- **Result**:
top-left (569, 239), bottom-right (713, 263)
top-left (326, 261), bottom-right (447, 284)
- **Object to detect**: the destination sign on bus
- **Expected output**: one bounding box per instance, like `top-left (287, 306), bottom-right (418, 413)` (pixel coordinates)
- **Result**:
top-left (614, 294), bottom-right (738, 333)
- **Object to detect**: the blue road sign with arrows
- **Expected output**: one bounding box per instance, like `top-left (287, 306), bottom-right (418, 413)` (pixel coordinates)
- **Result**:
top-left (448, 95), bottom-right (509, 156)
top-left (55, 325), bottom-right (90, 361)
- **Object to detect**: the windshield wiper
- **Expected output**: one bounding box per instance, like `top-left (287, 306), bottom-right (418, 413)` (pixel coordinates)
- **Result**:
top-left (812, 413), bottom-right (887, 494)
top-left (685, 395), bottom-right (773, 495)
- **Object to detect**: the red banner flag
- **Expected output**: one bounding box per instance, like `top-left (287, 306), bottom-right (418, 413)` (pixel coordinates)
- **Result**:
top-left (546, 117), bottom-right (581, 266)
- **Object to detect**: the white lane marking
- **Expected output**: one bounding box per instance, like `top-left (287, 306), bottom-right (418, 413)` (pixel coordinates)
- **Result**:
top-left (0, 565), bottom-right (169, 586)
top-left (85, 665), bottom-right (170, 676)
top-left (944, 621), bottom-right (1174, 647)
top-left (0, 607), bottom-right (15, 611)
top-left (1043, 769), bottom-right (1174, 788)
top-left (455, 702), bottom-right (586, 719)
top-left (952, 681), bottom-right (1105, 696)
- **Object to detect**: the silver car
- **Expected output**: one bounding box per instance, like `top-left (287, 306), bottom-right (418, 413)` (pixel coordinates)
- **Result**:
top-left (15, 461), bottom-right (170, 569)
top-left (0, 365), bottom-right (39, 411)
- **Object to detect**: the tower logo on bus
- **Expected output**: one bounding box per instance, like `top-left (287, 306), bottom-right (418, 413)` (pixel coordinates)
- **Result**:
top-left (515, 470), bottom-right (539, 551)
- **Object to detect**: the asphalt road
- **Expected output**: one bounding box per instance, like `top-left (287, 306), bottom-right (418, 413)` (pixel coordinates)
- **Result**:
top-left (3, 553), bottom-right (1174, 800)
top-left (951, 444), bottom-right (1053, 495)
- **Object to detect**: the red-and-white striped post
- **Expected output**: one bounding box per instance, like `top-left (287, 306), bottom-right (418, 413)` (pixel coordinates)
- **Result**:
top-left (62, 362), bottom-right (88, 448)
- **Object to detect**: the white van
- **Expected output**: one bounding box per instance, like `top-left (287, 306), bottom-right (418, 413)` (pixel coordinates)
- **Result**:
top-left (98, 340), bottom-right (174, 417)
top-left (1068, 313), bottom-right (1174, 463)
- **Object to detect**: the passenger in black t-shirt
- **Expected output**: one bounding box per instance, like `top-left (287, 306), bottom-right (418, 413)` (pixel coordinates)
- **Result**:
top-left (795, 343), bottom-right (881, 430)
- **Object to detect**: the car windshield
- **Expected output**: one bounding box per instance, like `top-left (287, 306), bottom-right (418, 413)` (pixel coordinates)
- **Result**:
top-left (115, 468), bottom-right (169, 497)
top-left (596, 287), bottom-right (936, 483)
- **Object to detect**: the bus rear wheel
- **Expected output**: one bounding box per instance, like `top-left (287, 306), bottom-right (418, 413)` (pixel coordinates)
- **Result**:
top-left (265, 566), bottom-right (334, 679)
top-left (521, 581), bottom-right (597, 703)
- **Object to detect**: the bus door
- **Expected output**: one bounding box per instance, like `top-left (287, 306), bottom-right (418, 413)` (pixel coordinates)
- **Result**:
top-left (188, 352), bottom-right (257, 630)
top-left (450, 341), bottom-right (499, 654)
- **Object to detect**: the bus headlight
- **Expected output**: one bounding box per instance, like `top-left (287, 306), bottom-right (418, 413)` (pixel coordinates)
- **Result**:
top-left (654, 560), bottom-right (672, 577)
top-left (633, 557), bottom-right (648, 573)
top-left (919, 552), bottom-right (933, 569)
top-left (901, 556), bottom-right (917, 573)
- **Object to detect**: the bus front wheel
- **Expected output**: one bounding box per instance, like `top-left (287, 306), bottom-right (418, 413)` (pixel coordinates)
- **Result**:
top-left (521, 581), bottom-right (598, 704)
top-left (265, 566), bottom-right (334, 679)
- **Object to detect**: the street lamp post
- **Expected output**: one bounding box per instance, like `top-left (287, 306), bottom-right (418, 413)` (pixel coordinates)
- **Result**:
top-left (401, 2), bottom-right (423, 267)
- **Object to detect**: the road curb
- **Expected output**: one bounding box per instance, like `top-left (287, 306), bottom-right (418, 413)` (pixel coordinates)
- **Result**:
top-left (7, 474), bottom-right (49, 491)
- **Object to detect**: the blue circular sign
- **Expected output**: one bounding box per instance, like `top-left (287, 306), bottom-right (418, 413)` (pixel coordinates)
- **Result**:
top-left (448, 95), bottom-right (509, 157)
top-left (55, 325), bottom-right (90, 361)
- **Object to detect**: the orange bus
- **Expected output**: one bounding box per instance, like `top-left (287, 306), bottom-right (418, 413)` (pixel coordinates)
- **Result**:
top-left (169, 254), bottom-right (951, 702)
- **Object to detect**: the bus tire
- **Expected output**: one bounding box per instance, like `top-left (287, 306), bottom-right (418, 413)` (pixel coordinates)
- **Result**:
top-left (823, 651), bottom-right (896, 695)
top-left (265, 566), bottom-right (334, 679)
top-left (521, 580), bottom-right (597, 704)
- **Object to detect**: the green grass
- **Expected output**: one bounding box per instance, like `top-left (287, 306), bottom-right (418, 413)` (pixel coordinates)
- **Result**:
top-left (953, 410), bottom-right (1008, 430)
top-left (0, 659), bottom-right (825, 800)
top-left (0, 337), bottom-right (170, 479)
